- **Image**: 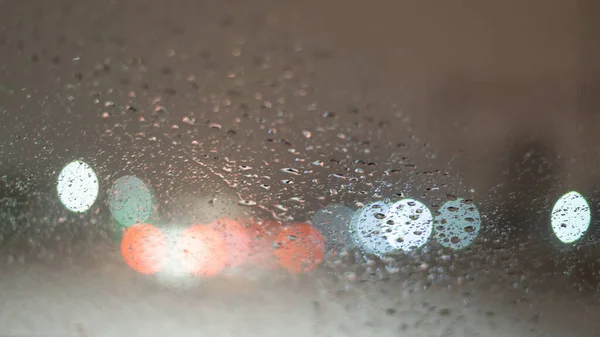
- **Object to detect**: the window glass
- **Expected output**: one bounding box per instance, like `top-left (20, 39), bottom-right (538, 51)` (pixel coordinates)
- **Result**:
top-left (0, 1), bottom-right (598, 336)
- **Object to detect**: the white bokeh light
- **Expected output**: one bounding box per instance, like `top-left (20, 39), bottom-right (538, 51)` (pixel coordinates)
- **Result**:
top-left (350, 201), bottom-right (395, 256)
top-left (551, 191), bottom-right (591, 244)
top-left (56, 160), bottom-right (99, 213)
top-left (154, 225), bottom-right (200, 289)
top-left (384, 198), bottom-right (433, 252)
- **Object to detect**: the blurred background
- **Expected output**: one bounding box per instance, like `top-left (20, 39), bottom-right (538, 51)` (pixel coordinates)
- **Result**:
top-left (0, 0), bottom-right (599, 336)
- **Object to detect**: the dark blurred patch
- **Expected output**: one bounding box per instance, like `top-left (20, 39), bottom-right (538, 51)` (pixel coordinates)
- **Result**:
top-left (578, 0), bottom-right (600, 117)
top-left (503, 136), bottom-right (561, 244)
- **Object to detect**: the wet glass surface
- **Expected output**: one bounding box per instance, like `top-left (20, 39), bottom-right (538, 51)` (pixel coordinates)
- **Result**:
top-left (0, 0), bottom-right (599, 336)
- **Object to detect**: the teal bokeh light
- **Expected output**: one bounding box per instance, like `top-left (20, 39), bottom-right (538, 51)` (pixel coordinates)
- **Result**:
top-left (311, 204), bottom-right (355, 250)
top-left (433, 198), bottom-right (481, 250)
top-left (107, 175), bottom-right (155, 227)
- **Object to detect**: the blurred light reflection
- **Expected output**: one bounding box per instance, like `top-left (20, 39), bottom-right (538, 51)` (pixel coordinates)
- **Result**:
top-left (174, 224), bottom-right (228, 277)
top-left (434, 198), bottom-right (481, 250)
top-left (350, 201), bottom-right (394, 256)
top-left (274, 222), bottom-right (325, 273)
top-left (108, 175), bottom-right (155, 227)
top-left (385, 198), bottom-right (433, 252)
top-left (121, 223), bottom-right (169, 275)
top-left (56, 160), bottom-right (99, 213)
top-left (311, 204), bottom-right (355, 250)
top-left (551, 191), bottom-right (591, 244)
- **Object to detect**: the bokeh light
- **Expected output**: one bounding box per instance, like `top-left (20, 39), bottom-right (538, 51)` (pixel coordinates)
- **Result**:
top-left (210, 218), bottom-right (251, 268)
top-left (311, 204), bottom-right (355, 250)
top-left (121, 223), bottom-right (169, 275)
top-left (350, 201), bottom-right (395, 256)
top-left (174, 224), bottom-right (228, 277)
top-left (56, 160), bottom-right (99, 213)
top-left (433, 198), bottom-right (481, 250)
top-left (274, 223), bottom-right (325, 273)
top-left (108, 175), bottom-right (155, 227)
top-left (244, 220), bottom-right (279, 270)
top-left (152, 225), bottom-right (200, 286)
top-left (551, 191), bottom-right (591, 244)
top-left (385, 199), bottom-right (433, 252)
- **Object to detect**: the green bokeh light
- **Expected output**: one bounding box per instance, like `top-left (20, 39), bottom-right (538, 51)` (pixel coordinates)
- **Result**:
top-left (107, 175), bottom-right (156, 227)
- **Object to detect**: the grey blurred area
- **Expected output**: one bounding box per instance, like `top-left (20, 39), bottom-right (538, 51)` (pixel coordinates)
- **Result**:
top-left (0, 0), bottom-right (599, 336)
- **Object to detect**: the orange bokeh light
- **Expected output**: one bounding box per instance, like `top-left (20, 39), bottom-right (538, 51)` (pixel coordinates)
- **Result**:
top-left (175, 224), bottom-right (228, 277)
top-left (274, 222), bottom-right (326, 273)
top-left (121, 223), bottom-right (169, 275)
top-left (210, 218), bottom-right (251, 268)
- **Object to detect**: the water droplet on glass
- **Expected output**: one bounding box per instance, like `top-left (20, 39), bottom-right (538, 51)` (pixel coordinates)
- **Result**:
top-left (280, 168), bottom-right (300, 175)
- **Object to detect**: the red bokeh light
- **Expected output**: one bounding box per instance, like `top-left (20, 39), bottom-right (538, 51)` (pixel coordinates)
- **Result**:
top-left (244, 220), bottom-right (280, 270)
top-left (121, 223), bottom-right (169, 275)
top-left (274, 222), bottom-right (325, 273)
top-left (174, 224), bottom-right (228, 277)
top-left (210, 218), bottom-right (251, 268)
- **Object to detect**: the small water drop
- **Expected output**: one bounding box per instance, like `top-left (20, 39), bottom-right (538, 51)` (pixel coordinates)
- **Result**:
top-left (280, 168), bottom-right (301, 175)
top-left (238, 200), bottom-right (257, 206)
top-left (182, 116), bottom-right (195, 125)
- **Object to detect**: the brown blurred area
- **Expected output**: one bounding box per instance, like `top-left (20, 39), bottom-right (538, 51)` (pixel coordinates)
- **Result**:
top-left (1, 0), bottom-right (598, 192)
top-left (279, 0), bottom-right (599, 192)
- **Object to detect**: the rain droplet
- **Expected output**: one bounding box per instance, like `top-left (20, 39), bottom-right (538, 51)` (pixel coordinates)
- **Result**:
top-left (182, 116), bottom-right (195, 125)
top-left (280, 168), bottom-right (300, 175)
top-left (238, 200), bottom-right (257, 206)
